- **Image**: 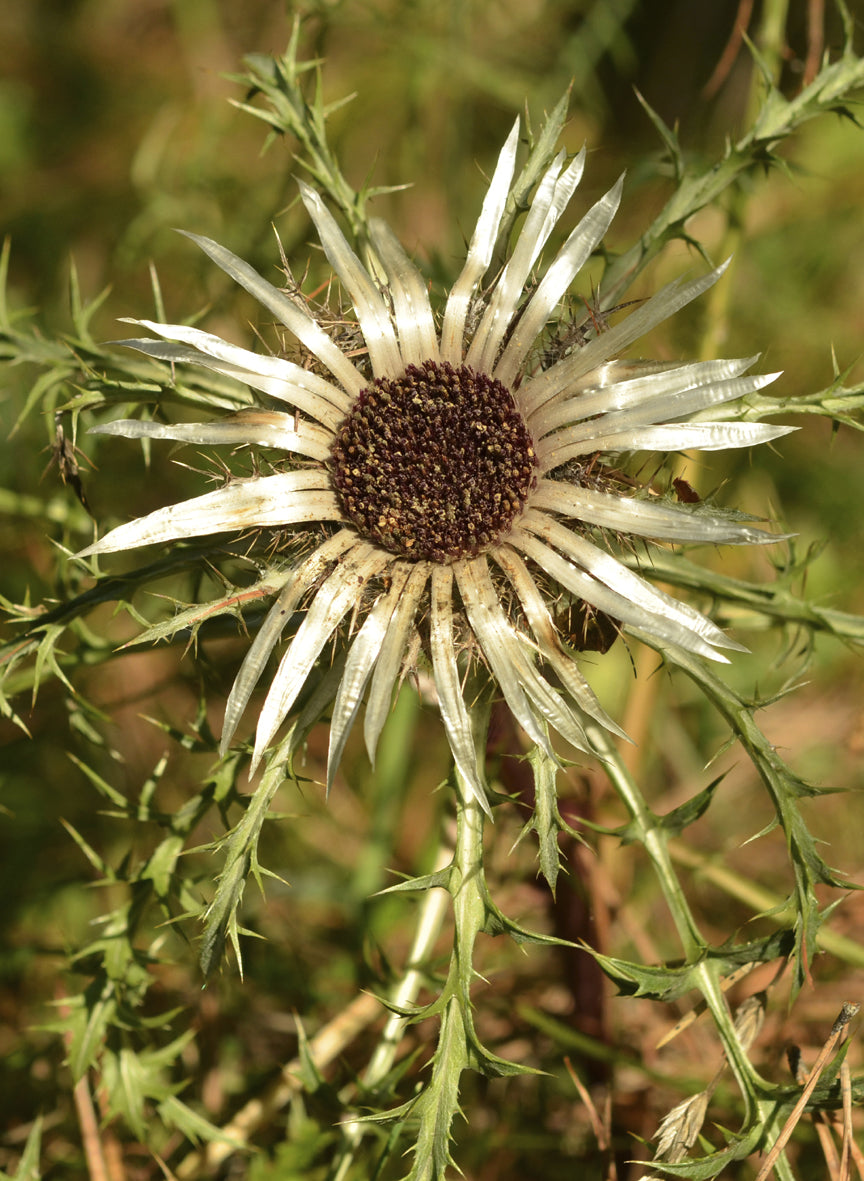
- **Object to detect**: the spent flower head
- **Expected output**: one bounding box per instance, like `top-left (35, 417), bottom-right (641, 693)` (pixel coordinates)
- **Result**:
top-left (79, 120), bottom-right (791, 805)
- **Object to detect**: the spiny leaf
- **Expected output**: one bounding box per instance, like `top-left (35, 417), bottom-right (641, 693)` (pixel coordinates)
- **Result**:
top-left (496, 89), bottom-right (572, 260)
top-left (602, 35), bottom-right (864, 299)
top-left (199, 661), bottom-right (343, 977)
top-left (634, 87), bottom-right (684, 180)
top-left (155, 1095), bottom-right (227, 1146)
top-left (64, 980), bottom-right (117, 1079)
top-left (587, 928), bottom-right (795, 1003)
top-left (229, 32), bottom-right (367, 240)
top-left (523, 743), bottom-right (563, 892)
top-left (618, 775), bottom-right (726, 844)
top-left (100, 1032), bottom-right (197, 1139)
top-left (119, 568), bottom-right (288, 650)
top-left (399, 998), bottom-right (467, 1181)
top-left (377, 868), bottom-right (454, 897)
top-left (635, 1118), bottom-right (765, 1180)
top-left (480, 891), bottom-right (573, 948)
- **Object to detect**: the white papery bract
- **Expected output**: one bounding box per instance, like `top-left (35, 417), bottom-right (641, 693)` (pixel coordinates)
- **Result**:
top-left (79, 120), bottom-right (791, 809)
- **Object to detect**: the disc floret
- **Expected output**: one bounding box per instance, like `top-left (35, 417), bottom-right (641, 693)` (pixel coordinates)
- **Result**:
top-left (329, 360), bottom-right (538, 563)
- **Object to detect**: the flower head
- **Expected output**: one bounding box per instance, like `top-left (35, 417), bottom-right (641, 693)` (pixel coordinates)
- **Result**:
top-left (80, 121), bottom-right (790, 808)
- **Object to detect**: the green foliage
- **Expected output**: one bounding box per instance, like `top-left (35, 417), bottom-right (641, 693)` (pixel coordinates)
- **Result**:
top-left (2, 5), bottom-right (864, 1180)
top-left (603, 6), bottom-right (864, 300)
top-left (0, 1119), bottom-right (41, 1181)
top-left (229, 23), bottom-right (374, 241)
top-left (588, 929), bottom-right (795, 1005)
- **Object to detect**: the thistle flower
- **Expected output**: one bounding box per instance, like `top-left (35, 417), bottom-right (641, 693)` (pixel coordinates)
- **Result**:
top-left (79, 121), bottom-right (790, 808)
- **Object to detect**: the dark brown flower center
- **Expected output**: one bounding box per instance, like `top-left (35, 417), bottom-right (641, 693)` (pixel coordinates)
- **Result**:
top-left (329, 360), bottom-right (537, 562)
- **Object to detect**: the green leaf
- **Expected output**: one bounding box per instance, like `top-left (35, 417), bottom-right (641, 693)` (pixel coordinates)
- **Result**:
top-left (376, 868), bottom-right (453, 897)
top-left (156, 1094), bottom-right (227, 1145)
top-left (64, 980), bottom-right (116, 1079)
top-left (229, 28), bottom-right (368, 242)
top-left (587, 928), bottom-right (795, 1003)
top-left (101, 1031), bottom-right (197, 1139)
top-left (638, 1118), bottom-right (765, 1180)
top-left (655, 775), bottom-right (726, 839)
top-left (480, 889), bottom-right (573, 948)
top-left (494, 89), bottom-right (571, 264)
top-left (119, 568), bottom-right (289, 650)
top-left (400, 998), bottom-right (467, 1181)
top-left (634, 87), bottom-right (684, 180)
top-left (0, 1116), bottom-right (42, 1181)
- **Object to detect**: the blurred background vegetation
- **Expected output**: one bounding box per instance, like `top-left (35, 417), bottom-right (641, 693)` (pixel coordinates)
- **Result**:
top-left (2, 1), bottom-right (864, 1177)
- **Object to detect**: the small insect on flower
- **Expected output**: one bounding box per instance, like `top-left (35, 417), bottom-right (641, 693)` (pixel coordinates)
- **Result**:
top-left (78, 120), bottom-right (792, 808)
top-left (553, 598), bottom-right (620, 655)
top-left (48, 413), bottom-right (93, 512)
top-left (672, 476), bottom-right (701, 504)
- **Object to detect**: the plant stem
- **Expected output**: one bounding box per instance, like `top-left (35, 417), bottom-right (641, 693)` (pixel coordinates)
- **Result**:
top-left (331, 835), bottom-right (454, 1181)
top-left (586, 722), bottom-right (703, 960)
top-left (588, 723), bottom-right (766, 1117)
top-left (404, 695), bottom-right (493, 1181)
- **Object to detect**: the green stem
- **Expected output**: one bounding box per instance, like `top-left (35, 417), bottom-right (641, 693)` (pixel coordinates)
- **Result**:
top-left (450, 762), bottom-right (488, 1003)
top-left (691, 960), bottom-right (762, 1122)
top-left (753, 0), bottom-right (791, 108)
top-left (406, 697), bottom-right (492, 1181)
top-left (336, 696), bottom-right (493, 1181)
top-left (587, 725), bottom-right (768, 1120)
top-left (586, 722), bottom-right (703, 959)
top-left (332, 835), bottom-right (454, 1181)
